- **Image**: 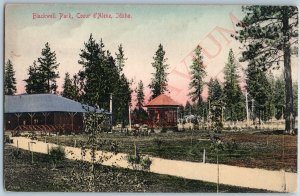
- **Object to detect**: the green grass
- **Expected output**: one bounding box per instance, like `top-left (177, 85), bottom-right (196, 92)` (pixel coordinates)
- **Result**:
top-left (35, 130), bottom-right (297, 172)
top-left (4, 145), bottom-right (271, 192)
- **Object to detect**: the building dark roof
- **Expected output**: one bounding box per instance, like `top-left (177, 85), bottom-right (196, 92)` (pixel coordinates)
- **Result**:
top-left (145, 94), bottom-right (180, 107)
top-left (4, 94), bottom-right (109, 114)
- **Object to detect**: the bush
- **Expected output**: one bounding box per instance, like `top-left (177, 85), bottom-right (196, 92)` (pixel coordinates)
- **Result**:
top-left (49, 146), bottom-right (65, 167)
top-left (153, 138), bottom-right (163, 150)
top-left (5, 135), bottom-right (13, 144)
top-left (127, 154), bottom-right (140, 166)
top-left (140, 156), bottom-right (152, 170)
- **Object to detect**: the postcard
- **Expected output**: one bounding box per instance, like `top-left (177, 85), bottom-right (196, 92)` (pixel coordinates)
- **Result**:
top-left (4, 4), bottom-right (298, 193)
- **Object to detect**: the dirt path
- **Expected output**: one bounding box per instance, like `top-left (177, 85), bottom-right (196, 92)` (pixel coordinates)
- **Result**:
top-left (9, 137), bottom-right (297, 192)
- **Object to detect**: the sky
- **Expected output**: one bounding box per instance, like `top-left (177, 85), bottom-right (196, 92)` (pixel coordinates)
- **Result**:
top-left (5, 4), bottom-right (298, 105)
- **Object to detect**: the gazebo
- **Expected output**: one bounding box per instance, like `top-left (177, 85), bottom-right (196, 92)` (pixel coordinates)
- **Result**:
top-left (145, 94), bottom-right (180, 131)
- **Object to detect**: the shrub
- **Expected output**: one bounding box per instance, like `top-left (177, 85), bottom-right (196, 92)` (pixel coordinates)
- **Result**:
top-left (126, 143), bottom-right (152, 171)
top-left (49, 145), bottom-right (65, 167)
top-left (153, 138), bottom-right (163, 150)
top-left (5, 135), bottom-right (13, 144)
top-left (127, 154), bottom-right (140, 166)
top-left (140, 156), bottom-right (152, 171)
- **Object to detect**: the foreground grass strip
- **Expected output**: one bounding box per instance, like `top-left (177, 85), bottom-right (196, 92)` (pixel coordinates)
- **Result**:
top-left (4, 146), bottom-right (271, 192)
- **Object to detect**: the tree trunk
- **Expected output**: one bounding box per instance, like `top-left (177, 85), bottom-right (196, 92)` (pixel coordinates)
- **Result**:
top-left (282, 12), bottom-right (294, 134)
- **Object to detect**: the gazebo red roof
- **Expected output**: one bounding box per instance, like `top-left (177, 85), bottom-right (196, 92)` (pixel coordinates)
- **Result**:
top-left (145, 94), bottom-right (180, 107)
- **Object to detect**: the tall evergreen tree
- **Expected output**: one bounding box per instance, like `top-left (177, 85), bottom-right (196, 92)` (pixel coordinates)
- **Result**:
top-left (185, 101), bottom-right (192, 115)
top-left (132, 80), bottom-right (148, 123)
top-left (78, 35), bottom-right (132, 125)
top-left (208, 78), bottom-right (224, 131)
top-left (136, 80), bottom-right (145, 108)
top-left (207, 78), bottom-right (223, 105)
top-left (115, 44), bottom-right (126, 73)
top-left (246, 63), bottom-right (272, 123)
top-left (149, 44), bottom-right (169, 100)
top-left (223, 49), bottom-right (245, 122)
top-left (78, 34), bottom-right (110, 106)
top-left (71, 74), bottom-right (81, 102)
top-left (235, 6), bottom-right (298, 132)
top-left (266, 72), bottom-right (276, 120)
top-left (112, 46), bottom-right (131, 125)
top-left (113, 73), bottom-right (132, 126)
top-left (37, 42), bottom-right (60, 94)
top-left (4, 59), bottom-right (17, 95)
top-left (293, 82), bottom-right (298, 117)
top-left (62, 72), bottom-right (73, 99)
top-left (188, 45), bottom-right (207, 106)
top-left (273, 76), bottom-right (285, 120)
top-left (24, 61), bottom-right (45, 94)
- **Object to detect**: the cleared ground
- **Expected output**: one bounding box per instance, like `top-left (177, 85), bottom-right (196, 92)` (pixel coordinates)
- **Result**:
top-left (34, 130), bottom-right (297, 172)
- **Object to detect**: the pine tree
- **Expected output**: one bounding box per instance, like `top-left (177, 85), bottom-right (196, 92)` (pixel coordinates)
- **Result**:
top-left (266, 72), bottom-right (276, 120)
top-left (136, 80), bottom-right (145, 108)
top-left (246, 63), bottom-right (272, 123)
top-left (293, 82), bottom-right (298, 117)
top-left (113, 73), bottom-right (132, 126)
top-left (207, 78), bottom-right (223, 105)
top-left (62, 72), bottom-right (73, 99)
top-left (38, 42), bottom-right (60, 94)
top-left (72, 74), bottom-right (81, 102)
top-left (4, 59), bottom-right (17, 95)
top-left (149, 44), bottom-right (169, 100)
top-left (185, 101), bottom-right (192, 115)
top-left (188, 45), bottom-right (207, 106)
top-left (78, 34), bottom-right (132, 126)
top-left (78, 34), bottom-right (109, 106)
top-left (24, 61), bottom-right (45, 94)
top-left (223, 49), bottom-right (245, 122)
top-left (273, 76), bottom-right (285, 120)
top-left (208, 78), bottom-right (224, 131)
top-left (132, 80), bottom-right (148, 123)
top-left (115, 44), bottom-right (127, 73)
top-left (235, 6), bottom-right (298, 132)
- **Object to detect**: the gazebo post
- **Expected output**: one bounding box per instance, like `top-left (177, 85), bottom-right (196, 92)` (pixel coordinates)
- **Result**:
top-left (42, 112), bottom-right (50, 125)
top-left (68, 112), bottom-right (77, 131)
top-left (15, 113), bottom-right (22, 126)
top-left (28, 113), bottom-right (36, 125)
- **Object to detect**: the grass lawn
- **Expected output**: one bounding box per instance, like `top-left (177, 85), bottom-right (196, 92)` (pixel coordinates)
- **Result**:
top-left (35, 130), bottom-right (297, 172)
top-left (4, 145), bottom-right (271, 192)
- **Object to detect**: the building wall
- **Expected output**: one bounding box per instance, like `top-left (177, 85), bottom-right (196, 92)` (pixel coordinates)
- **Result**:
top-left (4, 112), bottom-right (83, 132)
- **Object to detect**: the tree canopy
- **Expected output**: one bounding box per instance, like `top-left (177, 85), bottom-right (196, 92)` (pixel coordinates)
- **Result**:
top-left (235, 5), bottom-right (298, 132)
top-left (188, 45), bottom-right (207, 106)
top-left (24, 43), bottom-right (59, 94)
top-left (149, 44), bottom-right (169, 100)
top-left (4, 59), bottom-right (17, 95)
top-left (223, 49), bottom-right (245, 122)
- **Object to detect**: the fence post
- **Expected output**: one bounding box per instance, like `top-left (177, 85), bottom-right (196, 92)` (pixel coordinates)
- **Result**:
top-left (57, 132), bottom-right (59, 145)
top-left (282, 169), bottom-right (286, 192)
top-left (31, 143), bottom-right (34, 164)
top-left (217, 149), bottom-right (219, 193)
top-left (203, 149), bottom-right (206, 163)
top-left (74, 139), bottom-right (77, 148)
top-left (47, 144), bottom-right (50, 154)
top-left (28, 142), bottom-right (30, 151)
